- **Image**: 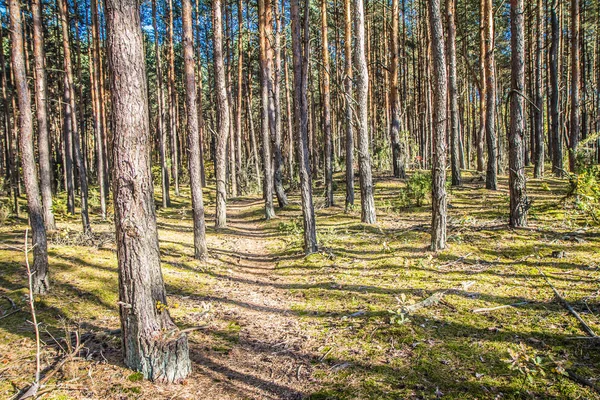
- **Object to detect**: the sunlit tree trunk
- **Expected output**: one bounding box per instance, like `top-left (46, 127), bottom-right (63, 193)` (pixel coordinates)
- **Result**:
top-left (484, 0), bottom-right (497, 190)
top-left (428, 0), bottom-right (447, 251)
top-left (550, 0), bottom-right (562, 175)
top-left (59, 0), bottom-right (91, 233)
top-left (344, 0), bottom-right (354, 210)
top-left (9, 0), bottom-right (49, 293)
top-left (291, 0), bottom-right (318, 253)
top-left (509, 0), bottom-right (528, 227)
top-left (355, 0), bottom-right (376, 224)
top-left (533, 0), bottom-right (544, 178)
top-left (214, 0), bottom-right (230, 228)
top-left (31, 0), bottom-right (56, 230)
top-left (321, 0), bottom-right (334, 206)
top-left (446, 0), bottom-right (461, 186)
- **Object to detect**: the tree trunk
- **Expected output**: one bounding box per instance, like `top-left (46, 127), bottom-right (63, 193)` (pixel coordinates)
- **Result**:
top-left (550, 0), bottom-right (563, 175)
top-left (291, 0), bottom-right (318, 254)
top-left (259, 0), bottom-right (276, 218)
top-left (569, 0), bottom-right (580, 172)
top-left (477, 0), bottom-right (486, 173)
top-left (31, 0), bottom-right (56, 230)
top-left (92, 0), bottom-right (109, 217)
top-left (105, 0), bottom-right (191, 381)
top-left (321, 0), bottom-right (334, 206)
top-left (213, 0), bottom-right (230, 228)
top-left (344, 0), bottom-right (354, 210)
top-left (236, 0), bottom-right (244, 193)
top-left (389, 0), bottom-right (405, 180)
top-left (167, 0), bottom-right (180, 196)
top-left (152, 0), bottom-right (171, 207)
top-left (183, 0), bottom-right (208, 259)
top-left (446, 0), bottom-right (461, 186)
top-left (355, 0), bottom-right (376, 224)
top-left (509, 0), bottom-right (528, 227)
top-left (533, 0), bottom-right (544, 178)
top-left (484, 0), bottom-right (497, 190)
top-left (273, 0), bottom-right (288, 207)
top-left (428, 0), bottom-right (447, 251)
top-left (59, 0), bottom-right (91, 233)
top-left (9, 0), bottom-right (49, 293)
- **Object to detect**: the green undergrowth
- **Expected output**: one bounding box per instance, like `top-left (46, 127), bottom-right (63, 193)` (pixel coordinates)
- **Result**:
top-left (0, 168), bottom-right (599, 399)
top-left (269, 169), bottom-right (600, 399)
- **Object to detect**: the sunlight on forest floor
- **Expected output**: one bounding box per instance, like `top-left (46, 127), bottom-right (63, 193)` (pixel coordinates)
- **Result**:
top-left (1, 169), bottom-right (599, 399)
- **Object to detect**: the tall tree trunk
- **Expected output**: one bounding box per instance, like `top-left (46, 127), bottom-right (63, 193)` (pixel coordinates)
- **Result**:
top-left (273, 0), bottom-right (288, 207)
top-left (9, 0), bottom-right (49, 293)
top-left (31, 0), bottom-right (56, 230)
top-left (213, 0), bottom-right (230, 228)
top-left (477, 0), bottom-right (486, 173)
top-left (484, 0), bottom-right (497, 190)
top-left (152, 0), bottom-right (171, 207)
top-left (259, 0), bottom-right (276, 218)
top-left (550, 0), bottom-right (563, 175)
top-left (167, 0), bottom-right (180, 196)
top-left (321, 0), bottom-right (334, 206)
top-left (291, 0), bottom-right (318, 254)
top-left (59, 0), bottom-right (91, 233)
top-left (344, 0), bottom-right (354, 210)
top-left (355, 0), bottom-right (376, 224)
top-left (92, 0), bottom-right (109, 217)
top-left (428, 0), bottom-right (447, 251)
top-left (509, 0), bottom-right (528, 227)
top-left (236, 0), bottom-right (244, 193)
top-left (105, 0), bottom-right (191, 381)
top-left (389, 0), bottom-right (405, 180)
top-left (446, 0), bottom-right (461, 186)
top-left (533, 0), bottom-right (544, 178)
top-left (569, 0), bottom-right (580, 172)
top-left (183, 0), bottom-right (208, 259)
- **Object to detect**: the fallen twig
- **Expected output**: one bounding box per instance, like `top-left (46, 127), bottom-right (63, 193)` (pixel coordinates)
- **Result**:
top-left (537, 267), bottom-right (598, 338)
top-left (402, 281), bottom-right (475, 314)
top-left (472, 302), bottom-right (528, 313)
top-left (438, 253), bottom-right (473, 268)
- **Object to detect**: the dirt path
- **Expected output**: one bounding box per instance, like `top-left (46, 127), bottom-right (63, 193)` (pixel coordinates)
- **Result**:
top-left (183, 198), bottom-right (316, 400)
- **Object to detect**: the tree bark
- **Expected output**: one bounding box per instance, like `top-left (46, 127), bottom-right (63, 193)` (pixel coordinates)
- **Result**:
top-left (321, 0), bottom-right (334, 206)
top-left (183, 0), bottom-right (208, 259)
top-left (213, 0), bottom-right (230, 228)
top-left (92, 0), bottom-right (109, 218)
top-left (446, 0), bottom-right (461, 187)
top-left (354, 0), bottom-right (376, 224)
top-left (483, 0), bottom-right (497, 190)
top-left (9, 0), bottom-right (49, 294)
top-left (509, 0), bottom-right (528, 227)
top-left (273, 0), bottom-right (288, 207)
top-left (428, 0), bottom-right (447, 251)
top-left (477, 0), bottom-right (486, 173)
top-left (569, 0), bottom-right (580, 172)
top-left (31, 0), bottom-right (56, 230)
top-left (533, 0), bottom-right (544, 178)
top-left (105, 0), bottom-right (191, 381)
top-left (389, 0), bottom-right (405, 180)
top-left (167, 0), bottom-right (180, 196)
top-left (235, 0), bottom-right (244, 193)
top-left (152, 0), bottom-right (171, 207)
top-left (58, 0), bottom-right (91, 233)
top-left (344, 0), bottom-right (354, 210)
top-left (259, 0), bottom-right (276, 218)
top-left (550, 0), bottom-right (563, 175)
top-left (291, 0), bottom-right (318, 254)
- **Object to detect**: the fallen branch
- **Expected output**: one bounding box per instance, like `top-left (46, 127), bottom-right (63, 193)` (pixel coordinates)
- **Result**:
top-left (438, 253), bottom-right (473, 268)
top-left (566, 369), bottom-right (600, 394)
top-left (537, 268), bottom-right (598, 338)
top-left (402, 281), bottom-right (475, 314)
top-left (472, 302), bottom-right (528, 314)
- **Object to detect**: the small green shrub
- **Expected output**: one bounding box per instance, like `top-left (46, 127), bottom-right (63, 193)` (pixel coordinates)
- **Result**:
top-left (567, 165), bottom-right (600, 224)
top-left (400, 170), bottom-right (432, 207)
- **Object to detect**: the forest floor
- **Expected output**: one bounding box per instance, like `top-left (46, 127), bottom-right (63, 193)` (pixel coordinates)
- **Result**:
top-left (1, 169), bottom-right (600, 399)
